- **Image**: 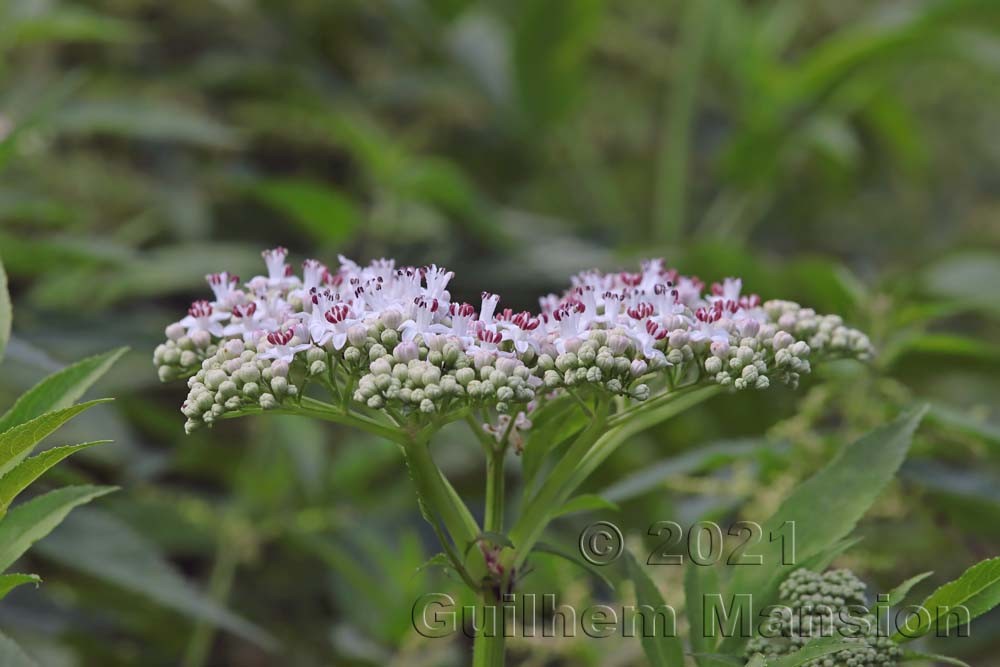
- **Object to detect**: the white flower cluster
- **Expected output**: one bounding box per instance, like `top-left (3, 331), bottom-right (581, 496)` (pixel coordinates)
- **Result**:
top-left (154, 248), bottom-right (872, 432)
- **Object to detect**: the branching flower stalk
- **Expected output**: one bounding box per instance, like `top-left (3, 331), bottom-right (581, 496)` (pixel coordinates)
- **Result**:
top-left (155, 248), bottom-right (872, 665)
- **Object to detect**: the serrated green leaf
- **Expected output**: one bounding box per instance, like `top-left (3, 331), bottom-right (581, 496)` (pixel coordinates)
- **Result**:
top-left (893, 556), bottom-right (1000, 642)
top-left (552, 493), bottom-right (619, 518)
top-left (720, 406), bottom-right (926, 653)
top-left (0, 573), bottom-right (40, 600)
top-left (0, 256), bottom-right (9, 365)
top-left (0, 441), bottom-right (110, 515)
top-left (0, 630), bottom-right (38, 667)
top-left (623, 550), bottom-right (684, 666)
top-left (533, 541), bottom-right (615, 590)
top-left (33, 508), bottom-right (276, 649)
top-left (0, 399), bottom-right (112, 477)
top-left (0, 347), bottom-right (126, 433)
top-left (0, 485), bottom-right (115, 571)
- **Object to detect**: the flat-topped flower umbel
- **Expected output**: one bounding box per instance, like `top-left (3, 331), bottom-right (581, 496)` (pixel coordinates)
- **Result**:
top-left (154, 249), bottom-right (872, 434)
top-left (154, 247), bottom-right (873, 667)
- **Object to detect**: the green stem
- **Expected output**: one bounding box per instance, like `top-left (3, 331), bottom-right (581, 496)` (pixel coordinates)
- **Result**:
top-left (222, 397), bottom-right (405, 444)
top-left (471, 592), bottom-right (506, 667)
top-left (402, 434), bottom-right (480, 551)
top-left (484, 446), bottom-right (505, 535)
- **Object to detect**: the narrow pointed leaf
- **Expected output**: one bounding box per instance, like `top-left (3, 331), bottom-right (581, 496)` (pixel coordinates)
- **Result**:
top-left (552, 493), bottom-right (619, 518)
top-left (768, 638), bottom-right (860, 666)
top-left (720, 405), bottom-right (926, 652)
top-left (893, 556), bottom-right (1000, 642)
top-left (0, 399), bottom-right (112, 477)
top-left (623, 550), bottom-right (685, 666)
top-left (0, 441), bottom-right (110, 514)
top-left (0, 347), bottom-right (127, 433)
top-left (0, 485), bottom-right (115, 571)
top-left (533, 541), bottom-right (615, 590)
top-left (0, 573), bottom-right (40, 600)
top-left (884, 571), bottom-right (934, 607)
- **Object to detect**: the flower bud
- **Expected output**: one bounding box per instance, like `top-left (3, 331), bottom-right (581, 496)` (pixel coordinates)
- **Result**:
top-left (607, 334), bottom-right (630, 355)
top-left (704, 357), bottom-right (722, 374)
top-left (166, 323), bottom-right (186, 341)
top-left (380, 309), bottom-right (403, 329)
top-left (205, 370), bottom-right (228, 390)
top-left (380, 328), bottom-right (399, 347)
top-left (668, 330), bottom-right (689, 348)
top-left (270, 376), bottom-right (289, 396)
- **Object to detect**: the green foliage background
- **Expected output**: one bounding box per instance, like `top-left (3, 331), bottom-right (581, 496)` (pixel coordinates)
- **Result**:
top-left (0, 0), bottom-right (999, 665)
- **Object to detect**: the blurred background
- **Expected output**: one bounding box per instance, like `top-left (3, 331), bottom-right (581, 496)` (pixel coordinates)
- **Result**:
top-left (1, 0), bottom-right (999, 665)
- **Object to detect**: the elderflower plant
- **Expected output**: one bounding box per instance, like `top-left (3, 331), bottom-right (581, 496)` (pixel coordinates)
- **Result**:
top-left (154, 247), bottom-right (874, 666)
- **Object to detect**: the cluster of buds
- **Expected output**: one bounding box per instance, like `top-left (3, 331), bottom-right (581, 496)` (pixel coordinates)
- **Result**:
top-left (352, 329), bottom-right (538, 415)
top-left (746, 569), bottom-right (903, 666)
top-left (155, 249), bottom-right (873, 431)
top-left (177, 338), bottom-right (300, 433)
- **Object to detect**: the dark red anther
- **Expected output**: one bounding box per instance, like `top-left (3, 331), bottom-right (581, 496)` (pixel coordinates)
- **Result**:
top-left (646, 319), bottom-right (667, 340)
top-left (620, 272), bottom-right (642, 287)
top-left (477, 329), bottom-right (503, 344)
top-left (450, 302), bottom-right (476, 318)
top-left (267, 329), bottom-right (293, 345)
top-left (188, 300), bottom-right (213, 317)
top-left (627, 302), bottom-right (654, 320)
top-left (232, 302), bottom-right (256, 318)
top-left (324, 304), bottom-right (351, 324)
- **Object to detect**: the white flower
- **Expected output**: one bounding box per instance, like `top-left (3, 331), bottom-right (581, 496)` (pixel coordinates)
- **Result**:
top-left (400, 297), bottom-right (448, 342)
top-left (259, 328), bottom-right (311, 363)
top-left (314, 303), bottom-right (359, 350)
top-left (180, 300), bottom-right (227, 337)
